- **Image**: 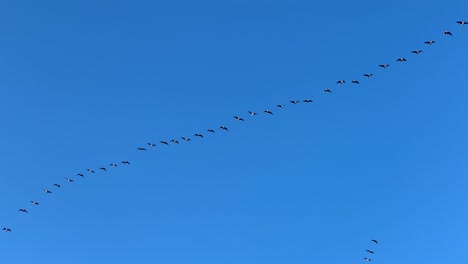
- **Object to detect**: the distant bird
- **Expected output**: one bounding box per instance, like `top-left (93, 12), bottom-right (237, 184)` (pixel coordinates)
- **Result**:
top-left (444, 30), bottom-right (453, 36)
top-left (121, 160), bottom-right (130, 165)
top-left (364, 257), bottom-right (371, 262)
top-left (303, 99), bottom-right (313, 103)
top-left (396, 57), bottom-right (407, 62)
top-left (137, 147), bottom-right (147, 151)
top-left (351, 80), bottom-right (360, 84)
top-left (65, 177), bottom-right (74, 183)
top-left (219, 126), bottom-right (229, 131)
top-left (277, 104), bottom-right (285, 108)
top-left (43, 188), bottom-right (52, 194)
top-left (336, 80), bottom-right (345, 84)
top-left (233, 116), bottom-right (245, 121)
top-left (181, 137), bottom-right (191, 142)
top-left (18, 208), bottom-right (28, 213)
top-left (30, 201), bottom-right (39, 206)
top-left (366, 250), bottom-right (374, 254)
top-left (207, 129), bottom-right (215, 133)
top-left (264, 110), bottom-right (273, 115)
top-left (248, 111), bottom-right (257, 116)
top-left (363, 73), bottom-right (373, 78)
top-left (194, 133), bottom-right (203, 138)
top-left (290, 100), bottom-right (300, 104)
top-left (379, 64), bottom-right (390, 69)
top-left (411, 50), bottom-right (422, 55)
top-left (2, 228), bottom-right (11, 232)
top-left (424, 40), bottom-right (435, 45)
top-left (171, 139), bottom-right (179, 144)
top-left (87, 169), bottom-right (95, 173)
top-left (77, 173), bottom-right (84, 177)
top-left (53, 183), bottom-right (61, 188)
top-left (324, 88), bottom-right (332, 93)
top-left (110, 164), bottom-right (118, 168)
top-left (371, 239), bottom-right (378, 244)
top-left (100, 166), bottom-right (106, 172)
top-left (159, 141), bottom-right (169, 145)
top-left (147, 142), bottom-right (156, 147)
top-left (456, 21), bottom-right (467, 25)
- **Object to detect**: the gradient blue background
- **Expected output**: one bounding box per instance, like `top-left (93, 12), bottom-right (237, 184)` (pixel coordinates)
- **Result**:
top-left (0, 0), bottom-right (467, 263)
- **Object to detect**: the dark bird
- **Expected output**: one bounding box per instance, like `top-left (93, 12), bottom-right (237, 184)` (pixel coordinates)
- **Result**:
top-left (371, 239), bottom-right (378, 244)
top-left (290, 100), bottom-right (300, 104)
top-left (336, 80), bottom-right (345, 84)
top-left (147, 142), bottom-right (156, 147)
top-left (220, 126), bottom-right (229, 131)
top-left (181, 137), bottom-right (191, 142)
top-left (363, 73), bottom-right (373, 78)
top-left (137, 147), bottom-right (147, 151)
top-left (30, 201), bottom-right (39, 206)
top-left (379, 64), bottom-right (390, 68)
top-left (18, 208), bottom-right (28, 213)
top-left (444, 30), bottom-right (453, 36)
top-left (87, 169), bottom-right (95, 173)
top-left (160, 141), bottom-right (169, 145)
top-left (100, 167), bottom-right (106, 172)
top-left (194, 133), bottom-right (203, 138)
top-left (77, 173), bottom-right (84, 177)
top-left (277, 105), bottom-right (285, 108)
top-left (171, 139), bottom-right (179, 144)
top-left (65, 177), bottom-right (74, 183)
top-left (456, 21), bottom-right (467, 25)
top-left (264, 110), bottom-right (273, 115)
top-left (110, 164), bottom-right (118, 168)
top-left (364, 257), bottom-right (371, 262)
top-left (351, 80), bottom-right (360, 84)
top-left (411, 50), bottom-right (422, 55)
top-left (43, 188), bottom-right (52, 194)
top-left (53, 184), bottom-right (61, 188)
top-left (207, 129), bottom-right (215, 133)
top-left (424, 40), bottom-right (435, 45)
top-left (233, 116), bottom-right (245, 121)
top-left (303, 99), bottom-right (313, 103)
top-left (366, 250), bottom-right (374, 254)
top-left (2, 228), bottom-right (11, 232)
top-left (396, 58), bottom-right (407, 62)
top-left (324, 88), bottom-right (332, 93)
top-left (121, 160), bottom-right (130, 165)
top-left (248, 111), bottom-right (257, 116)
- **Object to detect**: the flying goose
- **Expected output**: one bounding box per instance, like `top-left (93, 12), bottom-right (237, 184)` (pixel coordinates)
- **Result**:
top-left (160, 141), bottom-right (169, 145)
top-left (303, 99), bottom-right (313, 103)
top-left (396, 58), bottom-right (407, 62)
top-left (371, 239), bottom-right (378, 244)
top-left (366, 250), bottom-right (374, 254)
top-left (30, 201), bottom-right (39, 206)
top-left (77, 173), bottom-right (84, 177)
top-left (110, 164), bottom-right (118, 168)
top-left (194, 134), bottom-right (203, 138)
top-left (351, 80), bottom-right (360, 84)
top-left (181, 137), bottom-right (191, 142)
top-left (43, 188), bottom-right (52, 194)
top-left (276, 105), bottom-right (285, 108)
top-left (219, 126), bottom-right (229, 131)
top-left (364, 257), bottom-right (371, 262)
top-left (264, 110), bottom-right (273, 115)
top-left (290, 100), bottom-right (300, 104)
top-left (248, 111), bottom-right (257, 116)
top-left (324, 88), bottom-right (332, 93)
top-left (444, 30), bottom-right (453, 36)
top-left (65, 177), bottom-right (74, 183)
top-left (424, 40), bottom-right (435, 45)
top-left (379, 64), bottom-right (390, 68)
top-left (87, 169), bottom-right (95, 173)
top-left (207, 129), bottom-right (215, 133)
top-left (233, 116), bottom-right (245, 121)
top-left (147, 142), bottom-right (156, 147)
top-left (53, 184), bottom-right (61, 188)
top-left (411, 50), bottom-right (422, 55)
top-left (137, 147), bottom-right (147, 151)
top-left (363, 73), bottom-right (373, 78)
top-left (336, 80), bottom-right (345, 84)
top-left (121, 160), bottom-right (130, 165)
top-left (2, 228), bottom-right (11, 232)
top-left (456, 21), bottom-right (467, 25)
top-left (100, 167), bottom-right (106, 172)
top-left (171, 139), bottom-right (179, 144)
top-left (18, 208), bottom-right (28, 213)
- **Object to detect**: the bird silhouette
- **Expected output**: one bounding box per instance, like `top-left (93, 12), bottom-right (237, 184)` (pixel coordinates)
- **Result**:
top-left (444, 30), bottom-right (453, 36)
top-left (121, 160), bottom-right (130, 165)
top-left (18, 208), bottom-right (28, 213)
top-left (363, 73), bottom-right (373, 78)
top-left (396, 58), bottom-right (407, 62)
top-left (77, 173), bottom-right (84, 177)
top-left (336, 80), bottom-right (345, 84)
top-left (412, 50), bottom-right (422, 55)
top-left (110, 164), bottom-right (118, 168)
top-left (371, 239), bottom-right (378, 244)
top-left (352, 80), bottom-right (360, 84)
top-left (43, 188), bottom-right (52, 194)
top-left (456, 21), bottom-right (467, 25)
top-left (2, 228), bottom-right (11, 232)
top-left (219, 126), bottom-right (229, 131)
top-left (30, 201), bottom-right (39, 206)
top-left (100, 167), bottom-right (106, 172)
top-left (277, 105), bottom-right (285, 108)
top-left (147, 143), bottom-right (156, 147)
top-left (424, 40), bottom-right (435, 45)
top-left (290, 100), bottom-right (300, 104)
top-left (364, 257), bottom-right (371, 262)
top-left (160, 141), bottom-right (169, 145)
top-left (379, 64), bottom-right (390, 68)
top-left (264, 110), bottom-right (273, 115)
top-left (324, 89), bottom-right (332, 93)
top-left (303, 99), bottom-right (313, 103)
top-left (171, 139), bottom-right (179, 144)
top-left (53, 184), bottom-right (61, 188)
top-left (194, 134), bottom-right (203, 138)
top-left (233, 116), bottom-right (245, 121)
top-left (138, 147), bottom-right (147, 151)
top-left (207, 129), bottom-right (215, 133)
top-left (87, 169), bottom-right (95, 173)
top-left (65, 177), bottom-right (74, 183)
top-left (366, 250), bottom-right (374, 254)
top-left (181, 137), bottom-right (191, 142)
top-left (248, 111), bottom-right (257, 116)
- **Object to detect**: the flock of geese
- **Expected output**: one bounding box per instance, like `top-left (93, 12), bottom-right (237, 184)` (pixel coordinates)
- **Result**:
top-left (2, 20), bottom-right (466, 261)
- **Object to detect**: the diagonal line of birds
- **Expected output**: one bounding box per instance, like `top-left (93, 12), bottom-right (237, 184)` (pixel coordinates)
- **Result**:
top-left (2, 21), bottom-right (466, 259)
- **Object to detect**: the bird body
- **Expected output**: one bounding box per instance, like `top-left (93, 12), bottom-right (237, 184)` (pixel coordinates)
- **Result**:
top-left (181, 137), bottom-right (191, 142)
top-left (147, 143), bottom-right (156, 147)
top-left (233, 116), bottom-right (245, 121)
top-left (364, 257), bottom-right (371, 262)
top-left (87, 169), bottom-right (95, 173)
top-left (264, 110), bottom-right (273, 115)
top-left (2, 227), bottom-right (11, 232)
top-left (456, 21), bottom-right (467, 25)
top-left (366, 250), bottom-right (374, 254)
top-left (207, 129), bottom-right (215, 133)
top-left (194, 134), bottom-right (203, 138)
top-left (100, 166), bottom-right (106, 171)
top-left (336, 80), bottom-right (345, 84)
top-left (424, 40), bottom-right (435, 45)
top-left (363, 73), bottom-right (373, 78)
top-left (277, 105), bottom-right (285, 108)
top-left (412, 50), bottom-right (422, 55)
top-left (303, 99), bottom-right (313, 103)
top-left (290, 100), bottom-right (300, 104)
top-left (138, 147), bottom-right (147, 151)
top-left (171, 139), bottom-right (179, 144)
top-left (379, 64), bottom-right (390, 68)
top-left (121, 160), bottom-right (130, 165)
top-left (220, 126), bottom-right (229, 131)
top-left (352, 80), bottom-right (360, 84)
top-left (444, 30), bottom-right (453, 36)
top-left (396, 58), bottom-right (407, 62)
top-left (110, 164), bottom-right (118, 167)
top-left (65, 177), bottom-right (74, 182)
top-left (248, 111), bottom-right (257, 116)
top-left (324, 89), bottom-right (332, 93)
top-left (371, 239), bottom-right (378, 244)
top-left (43, 188), bottom-right (52, 194)
top-left (77, 173), bottom-right (84, 177)
top-left (19, 208), bottom-right (28, 213)
top-left (31, 201), bottom-right (39, 205)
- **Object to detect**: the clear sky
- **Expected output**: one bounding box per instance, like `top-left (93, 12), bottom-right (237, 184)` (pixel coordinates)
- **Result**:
top-left (0, 0), bottom-right (467, 263)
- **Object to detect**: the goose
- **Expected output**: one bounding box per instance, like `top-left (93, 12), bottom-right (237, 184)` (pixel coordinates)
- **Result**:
top-left (336, 80), bottom-right (345, 84)
top-left (77, 173), bottom-right (84, 177)
top-left (147, 143), bottom-right (156, 147)
top-left (18, 208), bottom-right (28, 213)
top-left (366, 250), bottom-right (374, 254)
top-left (30, 201), bottom-right (39, 206)
top-left (378, 64), bottom-right (390, 68)
top-left (364, 257), bottom-right (371, 262)
top-left (137, 147), bottom-right (147, 151)
top-left (396, 58), bottom-right (407, 62)
top-left (363, 73), bottom-right (373, 78)
top-left (220, 126), bottom-right (229, 131)
top-left (65, 177), bottom-right (74, 183)
top-left (264, 110), bottom-right (273, 115)
top-left (160, 141), bottom-right (169, 145)
top-left (444, 30), bottom-right (453, 36)
top-left (411, 50), bottom-right (422, 55)
top-left (277, 105), bottom-right (285, 108)
top-left (351, 80), bottom-right (360, 84)
top-left (53, 184), bottom-right (61, 188)
top-left (110, 164), bottom-right (118, 168)
top-left (233, 116), bottom-right (245, 121)
top-left (194, 134), bottom-right (204, 138)
top-left (181, 137), bottom-right (191, 142)
top-left (207, 129), bottom-right (215, 133)
top-left (87, 169), bottom-right (95, 173)
top-left (371, 239), bottom-right (378, 244)
top-left (121, 160), bottom-right (130, 165)
top-left (303, 99), bottom-right (313, 103)
top-left (248, 111), bottom-right (257, 116)
top-left (424, 40), bottom-right (435, 45)
top-left (2, 228), bottom-right (11, 232)
top-left (100, 167), bottom-right (106, 172)
top-left (290, 100), bottom-right (300, 104)
top-left (456, 21), bottom-right (467, 25)
top-left (43, 188), bottom-right (52, 194)
top-left (171, 139), bottom-right (179, 144)
top-left (324, 88), bottom-right (332, 93)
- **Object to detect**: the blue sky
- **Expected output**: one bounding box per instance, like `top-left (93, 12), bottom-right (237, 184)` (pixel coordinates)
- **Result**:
top-left (0, 0), bottom-right (467, 263)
